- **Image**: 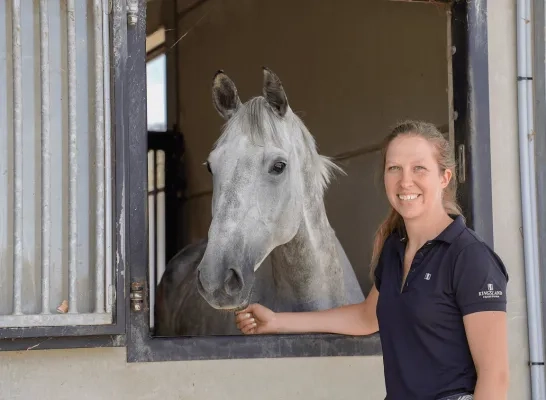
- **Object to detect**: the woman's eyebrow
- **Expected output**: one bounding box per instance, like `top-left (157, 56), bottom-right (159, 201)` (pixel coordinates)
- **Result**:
top-left (385, 158), bottom-right (426, 164)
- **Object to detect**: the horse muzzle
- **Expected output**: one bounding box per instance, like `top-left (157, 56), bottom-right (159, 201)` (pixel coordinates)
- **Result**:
top-left (196, 265), bottom-right (254, 310)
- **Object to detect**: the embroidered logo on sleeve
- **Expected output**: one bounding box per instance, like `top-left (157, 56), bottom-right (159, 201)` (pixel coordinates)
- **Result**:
top-left (478, 283), bottom-right (503, 299)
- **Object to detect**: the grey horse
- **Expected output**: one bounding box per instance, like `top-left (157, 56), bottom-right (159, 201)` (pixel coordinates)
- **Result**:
top-left (154, 67), bottom-right (364, 336)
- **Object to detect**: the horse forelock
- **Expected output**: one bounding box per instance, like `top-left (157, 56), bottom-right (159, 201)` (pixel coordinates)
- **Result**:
top-left (213, 96), bottom-right (343, 195)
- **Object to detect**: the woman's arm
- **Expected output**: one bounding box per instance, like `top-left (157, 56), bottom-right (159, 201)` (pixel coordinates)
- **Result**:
top-left (236, 285), bottom-right (380, 336)
top-left (463, 310), bottom-right (509, 400)
top-left (452, 241), bottom-right (510, 399)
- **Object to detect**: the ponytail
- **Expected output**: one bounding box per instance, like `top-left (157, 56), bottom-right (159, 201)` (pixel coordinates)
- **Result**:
top-left (369, 207), bottom-right (403, 281)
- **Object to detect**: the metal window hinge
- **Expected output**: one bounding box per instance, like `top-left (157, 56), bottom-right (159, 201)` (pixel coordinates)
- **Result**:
top-left (130, 281), bottom-right (145, 311)
top-left (127, 0), bottom-right (138, 26)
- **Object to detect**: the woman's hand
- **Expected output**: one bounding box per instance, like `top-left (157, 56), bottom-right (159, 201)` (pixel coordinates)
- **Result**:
top-left (234, 285), bottom-right (380, 336)
top-left (235, 304), bottom-right (277, 334)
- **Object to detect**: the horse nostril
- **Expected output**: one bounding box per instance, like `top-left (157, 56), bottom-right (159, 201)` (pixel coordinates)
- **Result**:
top-left (196, 269), bottom-right (207, 293)
top-left (224, 268), bottom-right (243, 295)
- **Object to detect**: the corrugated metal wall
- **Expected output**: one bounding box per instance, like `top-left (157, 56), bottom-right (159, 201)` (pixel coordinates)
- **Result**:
top-left (0, 0), bottom-right (113, 328)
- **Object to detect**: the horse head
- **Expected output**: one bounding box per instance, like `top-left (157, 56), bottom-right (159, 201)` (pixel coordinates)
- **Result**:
top-left (196, 67), bottom-right (340, 310)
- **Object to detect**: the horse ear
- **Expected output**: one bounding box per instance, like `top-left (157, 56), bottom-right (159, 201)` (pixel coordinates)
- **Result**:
top-left (262, 67), bottom-right (288, 117)
top-left (212, 70), bottom-right (241, 120)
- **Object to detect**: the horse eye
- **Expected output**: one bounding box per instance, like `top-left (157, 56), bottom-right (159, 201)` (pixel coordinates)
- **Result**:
top-left (270, 161), bottom-right (286, 174)
top-left (206, 161), bottom-right (212, 174)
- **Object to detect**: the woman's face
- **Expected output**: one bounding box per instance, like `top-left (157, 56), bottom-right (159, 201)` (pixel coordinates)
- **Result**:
top-left (383, 134), bottom-right (452, 221)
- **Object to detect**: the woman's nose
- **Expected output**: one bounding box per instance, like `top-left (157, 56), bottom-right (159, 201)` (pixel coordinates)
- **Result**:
top-left (400, 172), bottom-right (414, 187)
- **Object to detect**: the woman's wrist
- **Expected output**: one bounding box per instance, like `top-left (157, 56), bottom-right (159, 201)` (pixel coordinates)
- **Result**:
top-left (268, 312), bottom-right (282, 333)
top-left (272, 311), bottom-right (321, 334)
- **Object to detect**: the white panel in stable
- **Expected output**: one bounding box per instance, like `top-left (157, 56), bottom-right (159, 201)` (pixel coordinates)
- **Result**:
top-left (0, 0), bottom-right (114, 328)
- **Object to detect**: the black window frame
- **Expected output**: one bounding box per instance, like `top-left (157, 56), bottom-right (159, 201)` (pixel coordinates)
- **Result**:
top-left (451, 0), bottom-right (494, 249)
top-left (125, 0), bottom-right (495, 363)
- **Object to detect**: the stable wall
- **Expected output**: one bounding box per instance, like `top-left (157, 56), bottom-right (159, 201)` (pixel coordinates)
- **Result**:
top-left (177, 0), bottom-right (450, 293)
top-left (487, 0), bottom-right (531, 397)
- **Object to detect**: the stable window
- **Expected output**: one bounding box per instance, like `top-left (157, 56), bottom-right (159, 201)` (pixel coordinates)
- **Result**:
top-left (125, 0), bottom-right (494, 363)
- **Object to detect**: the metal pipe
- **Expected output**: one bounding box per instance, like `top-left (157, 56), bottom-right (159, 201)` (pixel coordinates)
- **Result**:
top-left (93, 0), bottom-right (105, 314)
top-left (532, 0), bottom-right (546, 389)
top-left (516, 0), bottom-right (546, 396)
top-left (148, 150), bottom-right (156, 328)
top-left (67, 0), bottom-right (78, 313)
top-left (103, 0), bottom-right (113, 314)
top-left (11, 0), bottom-right (23, 316)
top-left (525, 0), bottom-right (540, 277)
top-left (156, 150), bottom-right (166, 283)
top-left (40, 0), bottom-right (51, 314)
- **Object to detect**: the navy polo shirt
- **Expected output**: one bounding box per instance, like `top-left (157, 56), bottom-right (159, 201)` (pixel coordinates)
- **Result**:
top-left (374, 215), bottom-right (509, 400)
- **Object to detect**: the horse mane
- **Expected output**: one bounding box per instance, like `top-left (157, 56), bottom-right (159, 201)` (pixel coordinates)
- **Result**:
top-left (214, 96), bottom-right (344, 195)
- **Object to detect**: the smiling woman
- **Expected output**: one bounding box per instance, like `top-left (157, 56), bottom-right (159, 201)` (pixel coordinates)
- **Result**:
top-left (236, 120), bottom-right (510, 399)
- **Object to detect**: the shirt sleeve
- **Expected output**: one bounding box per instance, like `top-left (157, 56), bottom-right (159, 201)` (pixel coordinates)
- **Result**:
top-left (452, 241), bottom-right (509, 316)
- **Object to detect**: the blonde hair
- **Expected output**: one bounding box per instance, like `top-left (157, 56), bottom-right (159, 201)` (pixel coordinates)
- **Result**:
top-left (369, 120), bottom-right (463, 278)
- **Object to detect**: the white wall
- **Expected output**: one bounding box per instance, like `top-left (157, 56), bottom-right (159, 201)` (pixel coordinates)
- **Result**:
top-left (487, 0), bottom-right (531, 397)
top-left (0, 348), bottom-right (386, 400)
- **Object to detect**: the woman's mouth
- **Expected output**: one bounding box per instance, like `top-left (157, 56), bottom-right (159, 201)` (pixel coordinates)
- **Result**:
top-left (397, 194), bottom-right (421, 201)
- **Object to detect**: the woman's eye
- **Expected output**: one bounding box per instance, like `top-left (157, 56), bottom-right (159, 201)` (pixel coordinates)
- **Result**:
top-left (270, 161), bottom-right (286, 174)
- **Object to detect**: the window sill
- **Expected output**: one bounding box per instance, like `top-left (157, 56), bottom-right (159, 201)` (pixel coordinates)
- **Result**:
top-left (127, 332), bottom-right (382, 363)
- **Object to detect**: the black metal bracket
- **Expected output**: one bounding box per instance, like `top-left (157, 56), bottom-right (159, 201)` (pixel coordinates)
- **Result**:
top-left (451, 0), bottom-right (495, 248)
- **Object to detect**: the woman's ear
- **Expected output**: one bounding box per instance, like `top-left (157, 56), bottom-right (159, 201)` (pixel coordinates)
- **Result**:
top-left (441, 168), bottom-right (453, 188)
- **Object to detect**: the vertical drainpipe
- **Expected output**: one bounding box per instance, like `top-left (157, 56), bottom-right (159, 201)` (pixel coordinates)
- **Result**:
top-left (532, 0), bottom-right (546, 394)
top-left (518, 0), bottom-right (546, 397)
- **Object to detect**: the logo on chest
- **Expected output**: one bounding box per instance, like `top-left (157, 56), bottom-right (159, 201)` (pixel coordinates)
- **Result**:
top-left (424, 273), bottom-right (431, 280)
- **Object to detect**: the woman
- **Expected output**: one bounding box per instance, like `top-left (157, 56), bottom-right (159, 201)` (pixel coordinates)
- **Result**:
top-left (235, 121), bottom-right (509, 400)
